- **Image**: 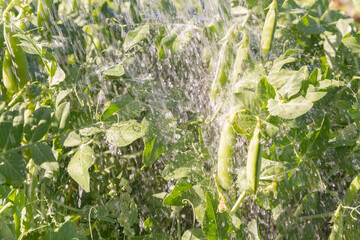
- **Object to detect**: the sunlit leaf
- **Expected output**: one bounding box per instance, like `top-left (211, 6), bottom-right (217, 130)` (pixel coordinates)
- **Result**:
top-left (67, 145), bottom-right (95, 192)
top-left (102, 64), bottom-right (125, 77)
top-left (123, 24), bottom-right (150, 51)
top-left (105, 120), bottom-right (143, 147)
top-left (202, 192), bottom-right (232, 240)
top-left (267, 96), bottom-right (313, 119)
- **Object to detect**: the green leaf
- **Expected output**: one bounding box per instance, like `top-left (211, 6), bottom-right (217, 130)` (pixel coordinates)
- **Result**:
top-left (24, 107), bottom-right (51, 143)
top-left (298, 14), bottom-right (324, 34)
top-left (163, 178), bottom-right (195, 206)
top-left (267, 96), bottom-right (313, 119)
top-left (182, 228), bottom-right (206, 240)
top-left (0, 108), bottom-right (24, 151)
top-left (55, 90), bottom-right (71, 108)
top-left (162, 152), bottom-right (199, 180)
top-left (67, 145), bottom-right (95, 192)
top-left (105, 120), bottom-right (143, 147)
top-left (51, 64), bottom-right (66, 86)
top-left (202, 192), bottom-right (232, 240)
top-left (62, 131), bottom-right (82, 147)
top-left (342, 35), bottom-right (360, 54)
top-left (141, 111), bottom-right (175, 167)
top-left (257, 77), bottom-right (276, 103)
top-left (123, 24), bottom-right (150, 51)
top-left (101, 94), bottom-right (143, 121)
top-left (232, 90), bottom-right (262, 114)
top-left (0, 152), bottom-right (26, 187)
top-left (0, 215), bottom-right (14, 239)
top-left (42, 221), bottom-right (83, 240)
top-left (102, 64), bottom-right (125, 77)
top-left (171, 26), bottom-right (194, 54)
top-left (51, 102), bottom-right (70, 134)
top-left (31, 143), bottom-right (57, 165)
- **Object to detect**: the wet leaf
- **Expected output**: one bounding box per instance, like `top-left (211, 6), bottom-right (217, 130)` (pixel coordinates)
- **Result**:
top-left (123, 24), bottom-right (150, 51)
top-left (105, 120), bottom-right (143, 147)
top-left (267, 96), bottom-right (313, 119)
top-left (51, 102), bottom-right (70, 133)
top-left (202, 192), bottom-right (232, 240)
top-left (102, 64), bottom-right (125, 77)
top-left (67, 145), bottom-right (95, 192)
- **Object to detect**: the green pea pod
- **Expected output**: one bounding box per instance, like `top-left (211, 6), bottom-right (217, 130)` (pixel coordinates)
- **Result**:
top-left (217, 115), bottom-right (237, 190)
top-left (2, 49), bottom-right (18, 92)
top-left (246, 116), bottom-right (262, 194)
top-left (231, 30), bottom-right (250, 84)
top-left (37, 0), bottom-right (52, 31)
top-left (2, 24), bottom-right (29, 93)
top-left (260, 0), bottom-right (277, 59)
top-left (210, 24), bottom-right (238, 100)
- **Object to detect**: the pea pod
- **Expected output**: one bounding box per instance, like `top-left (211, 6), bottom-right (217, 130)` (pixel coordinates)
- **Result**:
top-left (246, 116), bottom-right (262, 194)
top-left (260, 0), bottom-right (277, 59)
top-left (217, 115), bottom-right (237, 190)
top-left (210, 24), bottom-right (237, 100)
top-left (2, 24), bottom-right (29, 93)
top-left (231, 30), bottom-right (250, 84)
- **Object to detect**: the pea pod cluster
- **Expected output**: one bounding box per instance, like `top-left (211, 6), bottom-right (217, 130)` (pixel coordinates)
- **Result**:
top-left (2, 24), bottom-right (29, 93)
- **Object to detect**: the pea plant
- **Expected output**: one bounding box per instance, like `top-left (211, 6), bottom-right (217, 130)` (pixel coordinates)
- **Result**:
top-left (0, 0), bottom-right (359, 239)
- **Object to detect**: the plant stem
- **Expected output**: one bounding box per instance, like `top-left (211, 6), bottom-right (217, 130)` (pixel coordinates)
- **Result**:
top-left (230, 191), bottom-right (246, 215)
top-left (176, 207), bottom-right (182, 240)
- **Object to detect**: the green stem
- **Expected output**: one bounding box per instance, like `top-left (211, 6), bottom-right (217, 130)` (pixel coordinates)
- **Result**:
top-left (176, 207), bottom-right (182, 240)
top-left (0, 202), bottom-right (13, 214)
top-left (230, 191), bottom-right (246, 215)
top-left (52, 200), bottom-right (80, 212)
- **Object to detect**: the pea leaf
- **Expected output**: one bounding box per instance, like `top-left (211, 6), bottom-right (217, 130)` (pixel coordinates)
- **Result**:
top-left (162, 152), bottom-right (199, 180)
top-left (141, 111), bottom-right (175, 167)
top-left (202, 192), bottom-right (232, 240)
top-left (105, 120), bottom-right (143, 147)
top-left (42, 222), bottom-right (83, 240)
top-left (267, 96), bottom-right (313, 119)
top-left (31, 143), bottom-right (57, 165)
top-left (51, 64), bottom-right (66, 86)
top-left (182, 228), bottom-right (206, 240)
top-left (67, 145), bottom-right (95, 192)
top-left (0, 108), bottom-right (24, 151)
top-left (62, 131), bottom-right (82, 147)
top-left (51, 102), bottom-right (70, 134)
top-left (123, 24), bottom-right (150, 51)
top-left (163, 178), bottom-right (195, 206)
top-left (102, 64), bottom-right (125, 77)
top-left (232, 90), bottom-right (262, 114)
top-left (101, 94), bottom-right (143, 121)
top-left (342, 35), bottom-right (360, 54)
top-left (0, 152), bottom-right (26, 187)
top-left (24, 107), bottom-right (51, 143)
